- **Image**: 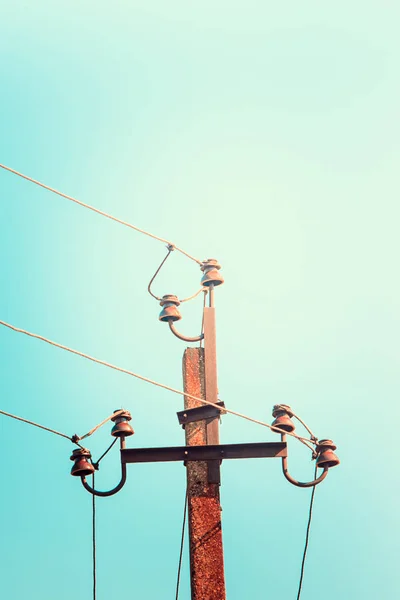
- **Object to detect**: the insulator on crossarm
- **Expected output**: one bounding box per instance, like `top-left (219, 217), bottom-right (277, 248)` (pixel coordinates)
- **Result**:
top-left (316, 439), bottom-right (340, 468)
top-left (200, 259), bottom-right (224, 287)
top-left (111, 409), bottom-right (134, 438)
top-left (159, 295), bottom-right (182, 322)
top-left (70, 448), bottom-right (95, 477)
top-left (271, 404), bottom-right (296, 433)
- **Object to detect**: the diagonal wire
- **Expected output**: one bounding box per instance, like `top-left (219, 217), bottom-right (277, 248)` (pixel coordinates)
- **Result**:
top-left (0, 406), bottom-right (124, 447)
top-left (175, 489), bottom-right (188, 600)
top-left (148, 245), bottom-right (174, 300)
top-left (297, 465), bottom-right (318, 600)
top-left (0, 163), bottom-right (202, 265)
top-left (0, 408), bottom-right (86, 448)
top-left (92, 437), bottom-right (118, 470)
top-left (78, 409), bottom-right (125, 441)
top-left (0, 408), bottom-right (73, 441)
top-left (0, 318), bottom-right (317, 451)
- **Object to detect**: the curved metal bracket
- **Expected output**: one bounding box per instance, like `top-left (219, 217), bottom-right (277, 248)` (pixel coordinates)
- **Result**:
top-left (281, 455), bottom-right (328, 487)
top-left (168, 319), bottom-right (204, 343)
top-left (280, 434), bottom-right (328, 488)
top-left (81, 462), bottom-right (127, 497)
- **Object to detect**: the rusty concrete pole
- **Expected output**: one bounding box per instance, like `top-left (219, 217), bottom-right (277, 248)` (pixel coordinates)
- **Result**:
top-left (182, 296), bottom-right (226, 599)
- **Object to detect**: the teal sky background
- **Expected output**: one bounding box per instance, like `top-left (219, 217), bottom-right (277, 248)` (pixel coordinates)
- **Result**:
top-left (1, 2), bottom-right (399, 598)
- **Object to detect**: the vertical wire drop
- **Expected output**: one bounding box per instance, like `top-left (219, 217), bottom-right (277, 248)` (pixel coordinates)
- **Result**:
top-left (199, 290), bottom-right (207, 348)
top-left (296, 465), bottom-right (318, 600)
top-left (175, 489), bottom-right (188, 600)
top-left (92, 472), bottom-right (96, 600)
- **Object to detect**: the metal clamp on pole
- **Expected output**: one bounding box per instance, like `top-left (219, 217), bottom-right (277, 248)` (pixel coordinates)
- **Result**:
top-left (177, 401), bottom-right (226, 428)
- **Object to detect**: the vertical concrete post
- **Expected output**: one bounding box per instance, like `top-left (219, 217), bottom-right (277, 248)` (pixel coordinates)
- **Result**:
top-left (182, 347), bottom-right (226, 600)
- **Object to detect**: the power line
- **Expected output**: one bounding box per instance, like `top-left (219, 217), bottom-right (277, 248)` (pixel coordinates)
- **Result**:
top-left (297, 466), bottom-right (318, 600)
top-left (175, 489), bottom-right (188, 600)
top-left (0, 318), bottom-right (317, 450)
top-left (0, 408), bottom-right (76, 443)
top-left (0, 162), bottom-right (202, 265)
top-left (0, 407), bottom-right (124, 446)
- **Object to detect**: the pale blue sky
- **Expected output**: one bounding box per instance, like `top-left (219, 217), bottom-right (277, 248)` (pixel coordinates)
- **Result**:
top-left (1, 2), bottom-right (399, 599)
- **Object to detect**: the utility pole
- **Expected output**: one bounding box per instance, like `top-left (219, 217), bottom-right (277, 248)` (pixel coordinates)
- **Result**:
top-left (71, 258), bottom-right (340, 600)
top-left (182, 282), bottom-right (226, 599)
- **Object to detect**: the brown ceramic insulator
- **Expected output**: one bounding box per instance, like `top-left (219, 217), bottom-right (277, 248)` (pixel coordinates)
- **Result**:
top-left (200, 259), bottom-right (224, 287)
top-left (271, 414), bottom-right (296, 433)
top-left (70, 448), bottom-right (95, 477)
top-left (316, 439), bottom-right (340, 468)
top-left (159, 294), bottom-right (182, 322)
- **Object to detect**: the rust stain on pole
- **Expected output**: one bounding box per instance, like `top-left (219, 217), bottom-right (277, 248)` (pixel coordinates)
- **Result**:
top-left (183, 347), bottom-right (226, 600)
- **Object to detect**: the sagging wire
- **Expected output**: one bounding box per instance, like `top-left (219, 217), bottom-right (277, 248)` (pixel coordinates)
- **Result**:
top-left (0, 163), bottom-right (202, 265)
top-left (0, 319), bottom-right (317, 452)
top-left (180, 287), bottom-right (207, 304)
top-left (148, 245), bottom-right (206, 304)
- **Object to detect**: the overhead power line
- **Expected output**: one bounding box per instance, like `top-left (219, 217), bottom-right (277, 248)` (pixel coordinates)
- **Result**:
top-left (0, 162), bottom-right (202, 265)
top-left (0, 408), bottom-right (74, 443)
top-left (0, 407), bottom-right (125, 446)
top-left (0, 318), bottom-right (316, 451)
